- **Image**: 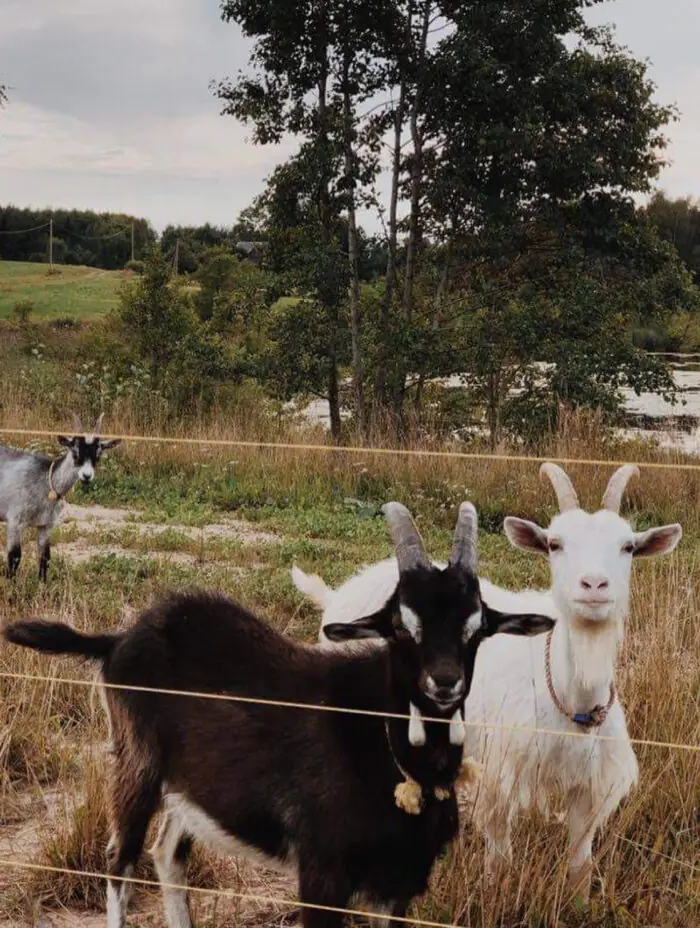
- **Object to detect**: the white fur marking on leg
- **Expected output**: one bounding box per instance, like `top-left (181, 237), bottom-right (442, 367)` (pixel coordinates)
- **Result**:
top-left (151, 811), bottom-right (193, 928)
top-left (107, 863), bottom-right (133, 928)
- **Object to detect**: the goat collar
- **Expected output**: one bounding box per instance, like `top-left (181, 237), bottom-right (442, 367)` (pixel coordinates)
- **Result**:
top-left (544, 630), bottom-right (616, 730)
top-left (384, 720), bottom-right (452, 815)
top-left (48, 460), bottom-right (63, 502)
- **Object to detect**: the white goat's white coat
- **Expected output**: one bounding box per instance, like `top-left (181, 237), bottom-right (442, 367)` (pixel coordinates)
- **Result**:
top-left (467, 467), bottom-right (681, 896)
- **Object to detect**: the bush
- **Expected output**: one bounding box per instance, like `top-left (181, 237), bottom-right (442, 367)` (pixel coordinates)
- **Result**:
top-left (51, 315), bottom-right (81, 330)
top-left (12, 299), bottom-right (34, 325)
top-left (125, 259), bottom-right (145, 275)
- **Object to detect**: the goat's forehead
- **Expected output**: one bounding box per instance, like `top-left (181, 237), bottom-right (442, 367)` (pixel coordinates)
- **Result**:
top-left (549, 509), bottom-right (632, 540)
top-left (398, 566), bottom-right (479, 621)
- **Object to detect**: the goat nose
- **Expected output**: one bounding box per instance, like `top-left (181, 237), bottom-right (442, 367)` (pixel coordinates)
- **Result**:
top-left (427, 674), bottom-right (465, 698)
top-left (580, 574), bottom-right (609, 591)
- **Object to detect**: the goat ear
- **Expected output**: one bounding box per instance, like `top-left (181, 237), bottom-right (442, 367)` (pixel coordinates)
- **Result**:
top-left (483, 607), bottom-right (555, 637)
top-left (633, 524), bottom-right (682, 558)
top-left (323, 594), bottom-right (397, 643)
top-left (57, 435), bottom-right (74, 449)
top-left (99, 439), bottom-right (122, 452)
top-left (503, 517), bottom-right (549, 556)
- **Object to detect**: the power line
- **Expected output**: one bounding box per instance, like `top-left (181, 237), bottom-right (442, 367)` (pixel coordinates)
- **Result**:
top-left (0, 221), bottom-right (51, 235)
top-left (60, 225), bottom-right (132, 241)
top-left (1, 671), bottom-right (697, 753)
top-left (0, 859), bottom-right (466, 928)
top-left (0, 426), bottom-right (698, 474)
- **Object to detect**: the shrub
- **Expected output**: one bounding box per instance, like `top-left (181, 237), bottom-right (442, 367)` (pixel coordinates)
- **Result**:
top-left (12, 299), bottom-right (34, 325)
top-left (125, 259), bottom-right (145, 275)
top-left (51, 315), bottom-right (81, 330)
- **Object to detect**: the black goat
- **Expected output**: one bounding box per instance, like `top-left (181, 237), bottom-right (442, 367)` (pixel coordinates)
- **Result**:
top-left (4, 502), bottom-right (553, 927)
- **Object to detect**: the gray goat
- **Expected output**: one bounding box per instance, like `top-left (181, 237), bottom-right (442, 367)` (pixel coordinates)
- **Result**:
top-left (0, 413), bottom-right (121, 581)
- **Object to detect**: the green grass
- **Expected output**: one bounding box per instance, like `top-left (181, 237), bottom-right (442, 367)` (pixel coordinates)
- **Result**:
top-left (0, 439), bottom-right (698, 927)
top-left (0, 260), bottom-right (127, 320)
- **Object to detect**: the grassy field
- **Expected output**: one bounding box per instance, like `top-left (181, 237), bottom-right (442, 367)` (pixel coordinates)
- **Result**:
top-left (0, 405), bottom-right (698, 927)
top-left (0, 261), bottom-right (126, 320)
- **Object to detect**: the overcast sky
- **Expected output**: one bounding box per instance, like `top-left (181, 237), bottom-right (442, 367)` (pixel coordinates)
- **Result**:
top-left (0, 0), bottom-right (698, 233)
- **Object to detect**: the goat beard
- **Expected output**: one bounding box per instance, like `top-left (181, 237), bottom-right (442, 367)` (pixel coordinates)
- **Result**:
top-left (566, 616), bottom-right (624, 692)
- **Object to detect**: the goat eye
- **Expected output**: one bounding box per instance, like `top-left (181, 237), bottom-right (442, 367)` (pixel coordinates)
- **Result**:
top-left (622, 541), bottom-right (635, 555)
top-left (548, 539), bottom-right (562, 553)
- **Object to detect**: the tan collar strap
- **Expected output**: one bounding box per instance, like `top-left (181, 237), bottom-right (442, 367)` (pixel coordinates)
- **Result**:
top-left (544, 630), bottom-right (616, 730)
top-left (48, 461), bottom-right (62, 502)
top-left (384, 720), bottom-right (452, 814)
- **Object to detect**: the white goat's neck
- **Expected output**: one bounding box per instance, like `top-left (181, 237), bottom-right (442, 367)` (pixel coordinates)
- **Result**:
top-left (550, 616), bottom-right (622, 712)
top-left (52, 454), bottom-right (79, 499)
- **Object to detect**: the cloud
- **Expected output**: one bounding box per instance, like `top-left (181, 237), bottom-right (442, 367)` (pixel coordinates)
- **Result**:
top-left (0, 0), bottom-right (699, 233)
top-left (0, 0), bottom-right (196, 46)
top-left (0, 102), bottom-right (295, 181)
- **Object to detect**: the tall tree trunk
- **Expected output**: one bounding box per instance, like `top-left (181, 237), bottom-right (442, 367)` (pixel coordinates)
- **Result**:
top-left (392, 0), bottom-right (432, 419)
top-left (375, 80), bottom-right (406, 408)
top-left (316, 17), bottom-right (342, 443)
top-left (343, 52), bottom-right (366, 439)
top-left (413, 239), bottom-right (453, 412)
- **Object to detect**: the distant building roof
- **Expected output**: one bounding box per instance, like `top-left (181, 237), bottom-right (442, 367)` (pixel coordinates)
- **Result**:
top-left (235, 241), bottom-right (265, 254)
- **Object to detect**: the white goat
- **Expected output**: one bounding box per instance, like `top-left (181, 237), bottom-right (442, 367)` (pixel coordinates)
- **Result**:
top-left (464, 463), bottom-right (681, 899)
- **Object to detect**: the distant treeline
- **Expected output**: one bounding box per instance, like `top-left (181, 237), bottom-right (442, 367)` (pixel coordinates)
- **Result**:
top-left (0, 205), bottom-right (388, 279)
top-left (0, 206), bottom-right (156, 270)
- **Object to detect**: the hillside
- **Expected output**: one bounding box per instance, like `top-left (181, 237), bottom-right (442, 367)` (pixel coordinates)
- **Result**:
top-left (0, 260), bottom-right (127, 320)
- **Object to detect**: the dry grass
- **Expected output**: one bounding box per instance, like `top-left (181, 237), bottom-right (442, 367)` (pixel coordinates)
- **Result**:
top-left (0, 398), bottom-right (698, 926)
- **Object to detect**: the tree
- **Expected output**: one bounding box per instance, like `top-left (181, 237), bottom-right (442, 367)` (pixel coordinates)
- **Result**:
top-left (0, 205), bottom-right (155, 268)
top-left (218, 0), bottom-right (694, 443)
top-left (115, 246), bottom-right (194, 386)
top-left (446, 204), bottom-right (698, 445)
top-left (216, 0), bottom-right (399, 438)
top-left (645, 192), bottom-right (700, 283)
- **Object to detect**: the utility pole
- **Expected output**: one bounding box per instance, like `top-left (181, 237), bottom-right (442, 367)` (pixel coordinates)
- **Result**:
top-left (48, 217), bottom-right (53, 270)
top-left (131, 221), bottom-right (135, 263)
top-left (173, 238), bottom-right (179, 276)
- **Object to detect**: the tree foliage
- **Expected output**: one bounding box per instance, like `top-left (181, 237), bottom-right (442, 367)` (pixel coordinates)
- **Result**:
top-left (645, 192), bottom-right (700, 284)
top-left (0, 206), bottom-right (155, 268)
top-left (112, 247), bottom-right (236, 410)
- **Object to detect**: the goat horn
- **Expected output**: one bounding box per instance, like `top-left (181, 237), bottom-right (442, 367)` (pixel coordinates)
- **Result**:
top-left (93, 413), bottom-right (105, 436)
top-left (382, 502), bottom-right (429, 574)
top-left (602, 465), bottom-right (640, 513)
top-left (540, 463), bottom-right (579, 513)
top-left (449, 502), bottom-right (478, 573)
top-left (69, 410), bottom-right (84, 434)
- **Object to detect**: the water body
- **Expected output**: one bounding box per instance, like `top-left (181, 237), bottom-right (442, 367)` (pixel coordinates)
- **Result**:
top-left (295, 355), bottom-right (700, 455)
top-left (620, 354), bottom-right (700, 454)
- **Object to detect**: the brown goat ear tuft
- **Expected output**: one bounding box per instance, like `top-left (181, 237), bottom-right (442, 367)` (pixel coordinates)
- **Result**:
top-left (503, 518), bottom-right (549, 555)
top-left (633, 524), bottom-right (682, 558)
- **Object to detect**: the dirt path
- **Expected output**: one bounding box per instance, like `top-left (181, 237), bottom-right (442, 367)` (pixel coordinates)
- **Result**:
top-left (50, 503), bottom-right (280, 569)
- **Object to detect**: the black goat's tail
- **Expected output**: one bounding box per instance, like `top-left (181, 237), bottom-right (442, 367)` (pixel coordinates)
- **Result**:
top-left (4, 620), bottom-right (119, 662)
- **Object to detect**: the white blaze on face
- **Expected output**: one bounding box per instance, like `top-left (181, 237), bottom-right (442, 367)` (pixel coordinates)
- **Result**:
top-left (463, 608), bottom-right (483, 640)
top-left (78, 461), bottom-right (95, 482)
top-left (399, 605), bottom-right (422, 642)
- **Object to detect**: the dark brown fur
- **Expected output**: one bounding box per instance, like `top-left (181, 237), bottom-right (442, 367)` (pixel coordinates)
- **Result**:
top-left (5, 583), bottom-right (553, 926)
